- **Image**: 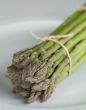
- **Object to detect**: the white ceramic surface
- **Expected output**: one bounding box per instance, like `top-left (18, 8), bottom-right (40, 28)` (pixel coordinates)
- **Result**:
top-left (0, 0), bottom-right (86, 110)
top-left (0, 20), bottom-right (86, 110)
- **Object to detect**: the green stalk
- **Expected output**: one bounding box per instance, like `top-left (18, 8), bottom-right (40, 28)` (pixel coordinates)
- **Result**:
top-left (32, 37), bottom-right (86, 92)
top-left (30, 12), bottom-right (86, 61)
top-left (57, 37), bottom-right (86, 73)
top-left (43, 53), bottom-right (86, 101)
top-left (41, 20), bottom-right (86, 59)
top-left (56, 51), bottom-right (86, 85)
top-left (31, 11), bottom-right (84, 52)
top-left (31, 50), bottom-right (85, 92)
top-left (8, 4), bottom-right (86, 103)
top-left (26, 28), bottom-right (86, 83)
top-left (57, 51), bottom-right (86, 83)
top-left (42, 38), bottom-right (86, 101)
top-left (30, 11), bottom-right (86, 58)
top-left (25, 13), bottom-right (86, 80)
top-left (12, 10), bottom-right (86, 68)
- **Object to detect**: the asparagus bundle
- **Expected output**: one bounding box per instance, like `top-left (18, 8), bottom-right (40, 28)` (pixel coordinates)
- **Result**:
top-left (7, 4), bottom-right (86, 103)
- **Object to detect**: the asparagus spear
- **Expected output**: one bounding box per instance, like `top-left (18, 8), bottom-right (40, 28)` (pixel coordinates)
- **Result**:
top-left (12, 11), bottom-right (86, 69)
top-left (26, 27), bottom-right (86, 83)
top-left (32, 48), bottom-right (85, 92)
top-left (27, 91), bottom-right (41, 103)
top-left (42, 37), bottom-right (86, 101)
top-left (31, 35), bottom-right (86, 91)
top-left (13, 10), bottom-right (85, 84)
top-left (12, 12), bottom-right (86, 83)
top-left (29, 51), bottom-right (86, 103)
top-left (7, 4), bottom-right (86, 103)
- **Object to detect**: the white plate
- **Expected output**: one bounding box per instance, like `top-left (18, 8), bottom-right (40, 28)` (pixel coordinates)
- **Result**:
top-left (0, 20), bottom-right (86, 110)
top-left (0, 0), bottom-right (86, 110)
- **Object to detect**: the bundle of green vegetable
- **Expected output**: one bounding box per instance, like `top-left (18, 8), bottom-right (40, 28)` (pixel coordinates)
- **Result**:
top-left (7, 4), bottom-right (86, 103)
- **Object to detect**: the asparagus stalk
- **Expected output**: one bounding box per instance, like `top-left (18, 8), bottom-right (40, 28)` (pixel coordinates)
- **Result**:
top-left (31, 35), bottom-right (86, 92)
top-left (42, 53), bottom-right (86, 101)
top-left (13, 10), bottom-right (85, 84)
top-left (27, 91), bottom-right (41, 103)
top-left (12, 11), bottom-right (86, 69)
top-left (32, 48), bottom-right (86, 92)
top-left (28, 49), bottom-right (86, 103)
top-left (26, 27), bottom-right (86, 83)
top-left (7, 4), bottom-right (86, 103)
top-left (42, 37), bottom-right (86, 101)
top-left (13, 12), bottom-right (86, 83)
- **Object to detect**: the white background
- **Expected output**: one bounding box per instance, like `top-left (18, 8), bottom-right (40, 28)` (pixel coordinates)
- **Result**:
top-left (0, 0), bottom-right (85, 21)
